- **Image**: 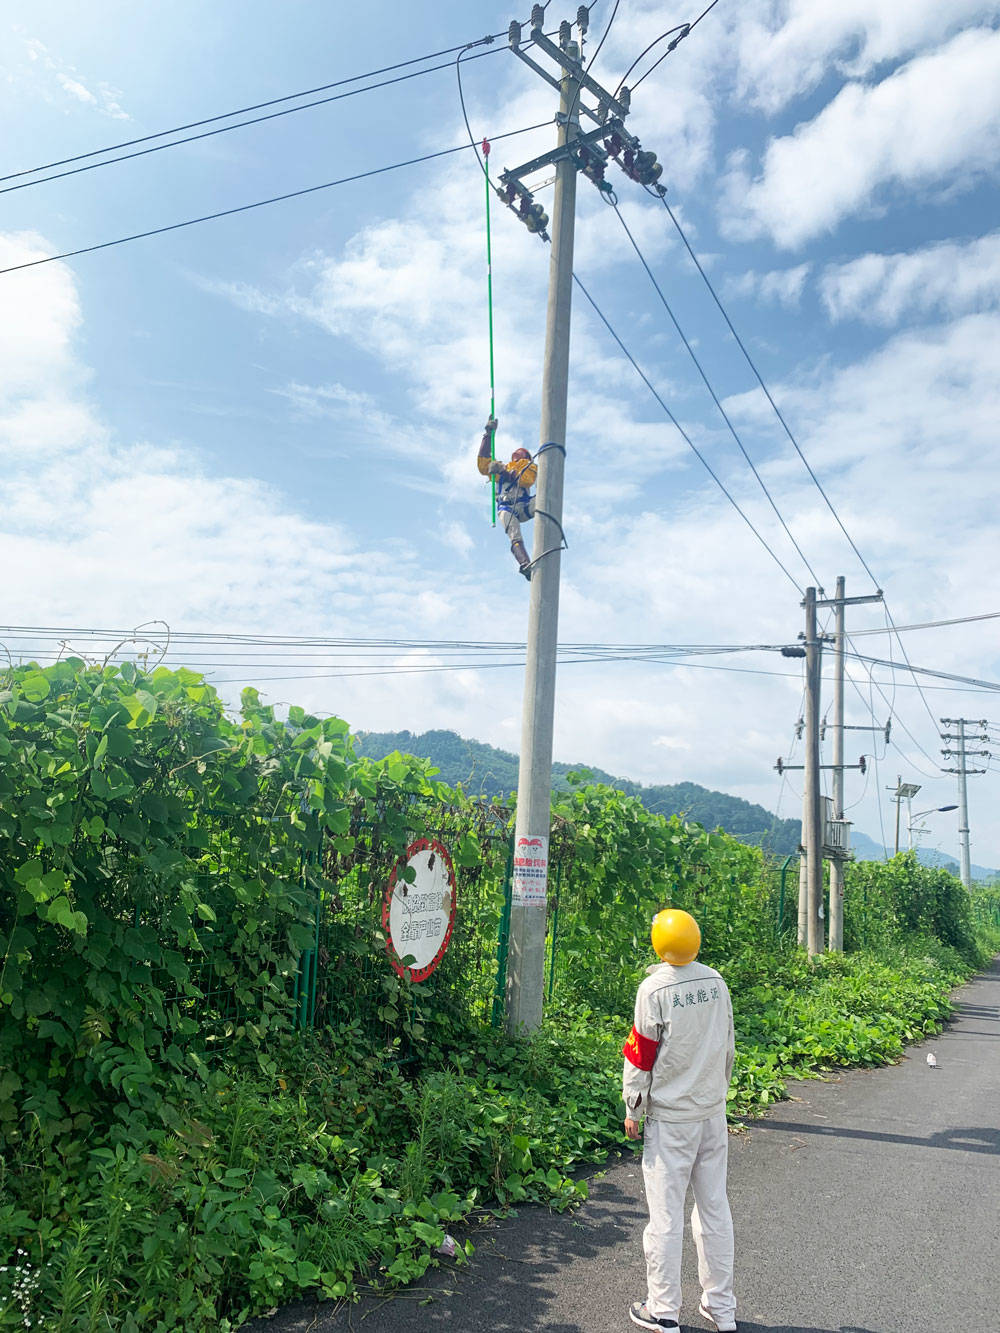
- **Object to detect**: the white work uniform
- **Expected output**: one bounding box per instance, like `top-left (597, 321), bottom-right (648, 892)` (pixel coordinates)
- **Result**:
top-left (622, 960), bottom-right (737, 1330)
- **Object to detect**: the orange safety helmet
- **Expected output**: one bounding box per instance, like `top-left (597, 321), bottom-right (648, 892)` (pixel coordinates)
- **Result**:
top-left (650, 908), bottom-right (701, 965)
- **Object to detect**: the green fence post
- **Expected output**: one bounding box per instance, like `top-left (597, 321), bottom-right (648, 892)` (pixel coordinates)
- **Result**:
top-left (309, 858), bottom-right (322, 1028)
top-left (491, 838), bottom-right (514, 1029)
top-left (298, 950), bottom-right (312, 1031)
top-left (548, 862), bottom-right (562, 1001)
top-left (777, 853), bottom-right (795, 940)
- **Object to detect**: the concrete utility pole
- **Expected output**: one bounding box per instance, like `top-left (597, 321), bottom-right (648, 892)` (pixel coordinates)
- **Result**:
top-left (941, 717), bottom-right (992, 889)
top-left (796, 799), bottom-right (809, 948)
top-left (505, 17), bottom-right (582, 1035)
top-left (499, 9), bottom-right (650, 1030)
top-left (829, 577), bottom-right (847, 951)
top-left (802, 587), bottom-right (824, 956)
top-left (815, 580), bottom-right (883, 950)
top-left (779, 583), bottom-right (880, 952)
top-left (955, 721), bottom-right (971, 889)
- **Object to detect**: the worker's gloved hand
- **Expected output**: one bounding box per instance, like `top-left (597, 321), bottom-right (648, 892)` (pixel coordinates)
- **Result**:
top-left (485, 416), bottom-right (498, 433)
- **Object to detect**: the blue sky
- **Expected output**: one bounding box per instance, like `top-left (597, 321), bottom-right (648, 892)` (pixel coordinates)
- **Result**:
top-left (3, 0), bottom-right (1000, 868)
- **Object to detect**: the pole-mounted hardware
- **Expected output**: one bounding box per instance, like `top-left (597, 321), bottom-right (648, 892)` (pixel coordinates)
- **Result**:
top-left (603, 128), bottom-right (663, 188)
top-left (498, 120), bottom-right (624, 233)
top-left (821, 718), bottom-right (891, 743)
top-left (775, 756), bottom-right (867, 775)
top-left (510, 14), bottom-right (632, 125)
top-left (500, 120), bottom-right (624, 185)
top-left (501, 10), bottom-right (646, 236)
top-left (497, 177), bottom-right (550, 240)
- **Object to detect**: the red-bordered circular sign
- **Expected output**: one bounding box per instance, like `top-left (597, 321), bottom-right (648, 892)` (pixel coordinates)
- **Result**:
top-left (382, 838), bottom-right (457, 982)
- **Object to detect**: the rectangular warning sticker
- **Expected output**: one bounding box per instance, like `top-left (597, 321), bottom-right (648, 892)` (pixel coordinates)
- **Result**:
top-left (512, 833), bottom-right (548, 907)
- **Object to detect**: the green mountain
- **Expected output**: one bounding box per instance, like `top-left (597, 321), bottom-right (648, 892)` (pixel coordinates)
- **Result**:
top-left (353, 728), bottom-right (802, 856)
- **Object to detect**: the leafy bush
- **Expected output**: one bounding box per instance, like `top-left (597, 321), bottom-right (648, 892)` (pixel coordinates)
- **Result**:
top-left (844, 852), bottom-right (983, 962)
top-left (0, 662), bottom-right (361, 1154)
top-left (0, 1016), bottom-right (613, 1330)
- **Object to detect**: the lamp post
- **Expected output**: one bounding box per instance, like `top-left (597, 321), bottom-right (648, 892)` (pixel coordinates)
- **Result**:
top-left (907, 805), bottom-right (960, 850)
top-left (889, 779), bottom-right (921, 855)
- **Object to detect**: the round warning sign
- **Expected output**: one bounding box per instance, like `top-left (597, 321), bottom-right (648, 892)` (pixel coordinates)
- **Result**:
top-left (382, 838), bottom-right (457, 982)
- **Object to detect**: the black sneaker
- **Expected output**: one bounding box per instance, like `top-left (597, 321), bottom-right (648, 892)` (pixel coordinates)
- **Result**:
top-left (628, 1302), bottom-right (679, 1330)
top-left (519, 564), bottom-right (532, 580)
top-left (698, 1297), bottom-right (738, 1331)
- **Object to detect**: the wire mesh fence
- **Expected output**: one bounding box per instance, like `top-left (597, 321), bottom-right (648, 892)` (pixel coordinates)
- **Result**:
top-left (305, 800), bottom-right (513, 1045)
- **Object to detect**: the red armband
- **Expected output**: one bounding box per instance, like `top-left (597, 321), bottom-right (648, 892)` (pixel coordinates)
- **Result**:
top-left (623, 1025), bottom-right (658, 1071)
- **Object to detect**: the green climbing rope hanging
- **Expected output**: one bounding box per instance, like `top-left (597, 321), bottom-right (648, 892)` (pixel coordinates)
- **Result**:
top-left (484, 137), bottom-right (497, 527)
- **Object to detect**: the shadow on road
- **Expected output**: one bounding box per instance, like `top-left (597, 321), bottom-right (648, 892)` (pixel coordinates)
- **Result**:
top-left (742, 1118), bottom-right (1000, 1156)
top-left (729, 1326), bottom-right (879, 1333)
top-left (248, 1173), bottom-right (649, 1332)
top-left (952, 1002), bottom-right (998, 1018)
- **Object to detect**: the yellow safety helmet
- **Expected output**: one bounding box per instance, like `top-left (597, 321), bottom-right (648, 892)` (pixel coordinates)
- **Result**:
top-left (651, 908), bottom-right (701, 965)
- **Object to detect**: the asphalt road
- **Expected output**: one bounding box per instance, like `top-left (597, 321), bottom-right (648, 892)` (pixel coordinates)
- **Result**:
top-left (249, 958), bottom-right (1000, 1333)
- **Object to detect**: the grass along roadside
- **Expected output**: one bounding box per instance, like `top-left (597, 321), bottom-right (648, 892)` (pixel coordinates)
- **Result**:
top-left (0, 938), bottom-right (988, 1332)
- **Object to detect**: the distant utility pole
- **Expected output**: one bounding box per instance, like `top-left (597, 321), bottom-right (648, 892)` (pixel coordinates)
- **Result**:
top-left (941, 717), bottom-right (992, 888)
top-left (776, 582), bottom-right (873, 955)
top-left (501, 7), bottom-right (633, 1033)
top-left (816, 579), bottom-right (883, 950)
top-left (802, 587), bottom-right (824, 955)
top-left (775, 587), bottom-right (825, 955)
top-left (829, 580), bottom-right (847, 951)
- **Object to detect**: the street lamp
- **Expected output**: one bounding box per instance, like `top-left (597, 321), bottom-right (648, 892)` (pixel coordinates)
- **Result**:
top-left (890, 780), bottom-right (921, 855)
top-left (907, 805), bottom-right (960, 850)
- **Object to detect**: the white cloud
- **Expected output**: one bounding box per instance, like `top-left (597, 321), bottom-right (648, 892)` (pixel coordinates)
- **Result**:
top-left (442, 521), bottom-right (474, 557)
top-left (0, 232), bottom-right (83, 391)
top-left (56, 74), bottom-right (96, 106)
top-left (204, 158), bottom-right (687, 520)
top-left (724, 27), bottom-right (1000, 248)
top-left (20, 36), bottom-right (129, 119)
top-left (728, 263), bottom-right (812, 307)
top-left (820, 231), bottom-right (1000, 324)
top-left (735, 0), bottom-right (999, 114)
top-left (0, 232), bottom-right (472, 653)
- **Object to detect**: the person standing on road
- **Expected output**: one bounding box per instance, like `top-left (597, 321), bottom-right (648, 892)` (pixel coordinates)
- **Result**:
top-left (622, 908), bottom-right (737, 1333)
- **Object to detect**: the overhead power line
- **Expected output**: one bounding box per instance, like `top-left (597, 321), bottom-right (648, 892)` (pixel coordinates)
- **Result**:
top-left (3, 625), bottom-right (992, 695)
top-left (571, 272), bottom-right (804, 592)
top-left (847, 610), bottom-right (1000, 636)
top-left (2, 34), bottom-right (509, 186)
top-left (611, 200), bottom-right (821, 589)
top-left (846, 653), bottom-right (1000, 694)
top-left (0, 121), bottom-right (552, 277)
top-left (612, 0), bottom-right (722, 99)
top-left (612, 26), bottom-right (689, 99)
top-left (654, 189), bottom-right (946, 762)
top-left (2, 613), bottom-right (996, 645)
top-left (0, 47), bottom-right (507, 199)
top-left (655, 193), bottom-right (873, 590)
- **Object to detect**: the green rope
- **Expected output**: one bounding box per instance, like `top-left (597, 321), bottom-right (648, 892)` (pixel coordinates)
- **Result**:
top-left (485, 142), bottom-right (497, 526)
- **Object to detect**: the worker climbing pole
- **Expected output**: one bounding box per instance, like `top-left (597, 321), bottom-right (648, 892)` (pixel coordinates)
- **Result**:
top-left (476, 137), bottom-right (540, 579)
top-left (477, 425), bottom-right (537, 579)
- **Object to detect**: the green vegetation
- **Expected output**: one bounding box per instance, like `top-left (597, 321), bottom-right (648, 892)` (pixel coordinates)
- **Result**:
top-left (0, 664), bottom-right (994, 1331)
